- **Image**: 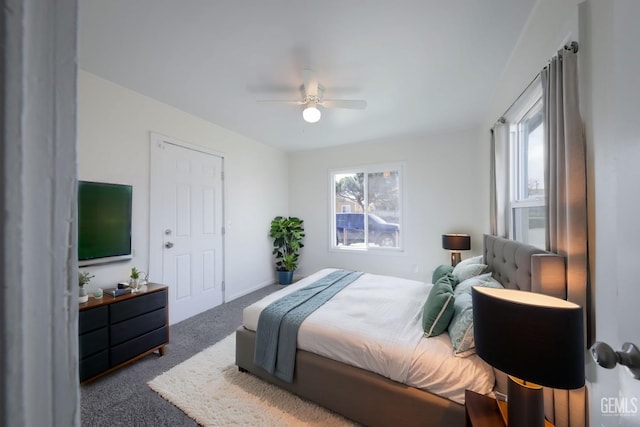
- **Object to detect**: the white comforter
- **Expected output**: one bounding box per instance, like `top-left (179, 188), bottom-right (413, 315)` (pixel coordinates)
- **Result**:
top-left (243, 268), bottom-right (495, 404)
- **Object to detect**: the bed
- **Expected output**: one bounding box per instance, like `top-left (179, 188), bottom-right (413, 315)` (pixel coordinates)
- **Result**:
top-left (235, 234), bottom-right (570, 426)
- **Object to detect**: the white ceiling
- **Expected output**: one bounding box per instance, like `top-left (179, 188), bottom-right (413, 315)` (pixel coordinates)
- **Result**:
top-left (79, 0), bottom-right (537, 152)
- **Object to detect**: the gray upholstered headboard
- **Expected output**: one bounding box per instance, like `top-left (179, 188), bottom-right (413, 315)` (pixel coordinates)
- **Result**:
top-left (483, 234), bottom-right (566, 300)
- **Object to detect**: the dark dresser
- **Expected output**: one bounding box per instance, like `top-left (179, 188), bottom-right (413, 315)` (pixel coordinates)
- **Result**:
top-left (78, 283), bottom-right (169, 383)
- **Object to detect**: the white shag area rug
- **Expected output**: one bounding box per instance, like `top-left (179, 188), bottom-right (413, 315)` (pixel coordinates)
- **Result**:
top-left (148, 333), bottom-right (357, 426)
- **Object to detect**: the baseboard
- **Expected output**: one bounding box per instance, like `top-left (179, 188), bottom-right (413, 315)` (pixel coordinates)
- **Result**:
top-left (225, 278), bottom-right (276, 302)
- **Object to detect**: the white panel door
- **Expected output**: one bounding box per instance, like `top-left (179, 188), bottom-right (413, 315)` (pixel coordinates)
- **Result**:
top-left (150, 135), bottom-right (224, 325)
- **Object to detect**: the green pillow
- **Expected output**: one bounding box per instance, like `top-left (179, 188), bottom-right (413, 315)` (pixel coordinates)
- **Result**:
top-left (432, 264), bottom-right (454, 284)
top-left (422, 273), bottom-right (456, 337)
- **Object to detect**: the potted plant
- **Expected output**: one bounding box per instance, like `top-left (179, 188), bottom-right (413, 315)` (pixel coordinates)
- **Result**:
top-left (129, 267), bottom-right (140, 290)
top-left (79, 271), bottom-right (94, 303)
top-left (269, 216), bottom-right (305, 285)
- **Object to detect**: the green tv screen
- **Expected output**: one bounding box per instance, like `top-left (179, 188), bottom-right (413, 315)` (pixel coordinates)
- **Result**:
top-left (78, 181), bottom-right (132, 266)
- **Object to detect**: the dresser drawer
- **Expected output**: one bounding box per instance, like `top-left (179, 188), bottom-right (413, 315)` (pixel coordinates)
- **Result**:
top-left (110, 308), bottom-right (167, 346)
top-left (109, 290), bottom-right (166, 324)
top-left (110, 326), bottom-right (168, 367)
top-left (79, 306), bottom-right (108, 334)
top-left (79, 326), bottom-right (108, 359)
top-left (79, 349), bottom-right (109, 382)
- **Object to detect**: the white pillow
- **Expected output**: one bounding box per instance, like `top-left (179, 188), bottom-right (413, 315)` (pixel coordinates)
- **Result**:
top-left (455, 255), bottom-right (483, 268)
top-left (448, 291), bottom-right (476, 357)
top-left (452, 262), bottom-right (487, 282)
top-left (454, 273), bottom-right (503, 297)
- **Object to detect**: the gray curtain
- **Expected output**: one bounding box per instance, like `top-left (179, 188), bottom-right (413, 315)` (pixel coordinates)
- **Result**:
top-left (489, 123), bottom-right (509, 238)
top-left (541, 47), bottom-right (587, 427)
top-left (542, 47), bottom-right (588, 307)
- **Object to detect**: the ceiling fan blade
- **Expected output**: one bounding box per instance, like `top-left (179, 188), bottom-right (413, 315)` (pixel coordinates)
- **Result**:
top-left (257, 99), bottom-right (304, 105)
top-left (321, 99), bottom-right (367, 109)
top-left (302, 69), bottom-right (319, 98)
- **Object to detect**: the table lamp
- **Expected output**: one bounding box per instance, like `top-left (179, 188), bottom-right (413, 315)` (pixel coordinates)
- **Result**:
top-left (442, 234), bottom-right (470, 266)
top-left (472, 287), bottom-right (584, 427)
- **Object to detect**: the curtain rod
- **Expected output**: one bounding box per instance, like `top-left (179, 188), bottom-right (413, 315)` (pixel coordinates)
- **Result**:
top-left (495, 41), bottom-right (578, 125)
top-left (496, 73), bottom-right (539, 124)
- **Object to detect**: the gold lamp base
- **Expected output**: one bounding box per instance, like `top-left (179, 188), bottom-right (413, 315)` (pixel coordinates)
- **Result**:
top-left (496, 398), bottom-right (554, 427)
top-left (450, 251), bottom-right (461, 266)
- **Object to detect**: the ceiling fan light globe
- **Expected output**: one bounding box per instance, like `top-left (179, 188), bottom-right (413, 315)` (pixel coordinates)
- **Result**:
top-left (303, 106), bottom-right (321, 123)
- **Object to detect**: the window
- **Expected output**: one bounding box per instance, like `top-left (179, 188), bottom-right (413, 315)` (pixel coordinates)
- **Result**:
top-left (331, 164), bottom-right (403, 251)
top-left (509, 94), bottom-right (545, 248)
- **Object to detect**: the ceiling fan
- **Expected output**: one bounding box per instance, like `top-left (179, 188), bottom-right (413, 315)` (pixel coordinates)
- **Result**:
top-left (258, 69), bottom-right (367, 123)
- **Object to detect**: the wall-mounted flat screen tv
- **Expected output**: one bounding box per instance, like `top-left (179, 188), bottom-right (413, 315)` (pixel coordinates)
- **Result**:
top-left (78, 180), bottom-right (133, 266)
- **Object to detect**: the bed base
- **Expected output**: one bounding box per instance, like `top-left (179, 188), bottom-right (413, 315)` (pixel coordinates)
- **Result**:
top-left (235, 326), bottom-right (464, 427)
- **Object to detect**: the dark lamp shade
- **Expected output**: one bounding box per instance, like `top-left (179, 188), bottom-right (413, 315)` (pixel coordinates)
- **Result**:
top-left (472, 287), bottom-right (585, 390)
top-left (442, 234), bottom-right (470, 251)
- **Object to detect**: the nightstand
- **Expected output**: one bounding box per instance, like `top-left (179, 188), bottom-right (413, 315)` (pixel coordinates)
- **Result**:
top-left (465, 390), bottom-right (554, 427)
top-left (465, 390), bottom-right (505, 427)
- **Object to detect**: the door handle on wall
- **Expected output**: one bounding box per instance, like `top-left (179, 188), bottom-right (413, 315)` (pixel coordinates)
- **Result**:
top-left (590, 342), bottom-right (640, 380)
top-left (164, 241), bottom-right (174, 249)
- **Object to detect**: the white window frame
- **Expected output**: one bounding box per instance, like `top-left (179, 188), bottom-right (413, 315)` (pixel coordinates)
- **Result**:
top-left (329, 162), bottom-right (404, 252)
top-left (506, 79), bottom-right (545, 247)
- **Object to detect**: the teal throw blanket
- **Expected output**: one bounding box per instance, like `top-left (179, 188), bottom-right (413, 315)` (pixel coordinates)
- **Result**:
top-left (254, 269), bottom-right (363, 382)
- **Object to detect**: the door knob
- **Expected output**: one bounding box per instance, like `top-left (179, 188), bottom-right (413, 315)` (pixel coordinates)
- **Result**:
top-left (164, 241), bottom-right (174, 249)
top-left (591, 342), bottom-right (640, 379)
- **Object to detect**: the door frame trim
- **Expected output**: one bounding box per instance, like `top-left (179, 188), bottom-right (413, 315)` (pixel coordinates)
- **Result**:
top-left (148, 132), bottom-right (226, 311)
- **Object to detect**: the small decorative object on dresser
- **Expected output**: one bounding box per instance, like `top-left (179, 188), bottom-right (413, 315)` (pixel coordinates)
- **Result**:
top-left (129, 266), bottom-right (141, 290)
top-left (78, 271), bottom-right (94, 304)
top-left (103, 287), bottom-right (132, 297)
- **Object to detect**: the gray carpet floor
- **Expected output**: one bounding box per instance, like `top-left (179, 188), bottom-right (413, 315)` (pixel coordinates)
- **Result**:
top-left (80, 284), bottom-right (281, 426)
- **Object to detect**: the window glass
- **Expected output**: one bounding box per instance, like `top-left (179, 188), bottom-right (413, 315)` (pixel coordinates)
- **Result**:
top-left (332, 165), bottom-right (402, 250)
top-left (512, 206), bottom-right (545, 249)
top-left (510, 98), bottom-right (545, 248)
top-left (522, 104), bottom-right (544, 200)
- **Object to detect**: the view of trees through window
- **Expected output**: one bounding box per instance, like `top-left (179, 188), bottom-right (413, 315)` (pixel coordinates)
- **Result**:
top-left (333, 166), bottom-right (402, 250)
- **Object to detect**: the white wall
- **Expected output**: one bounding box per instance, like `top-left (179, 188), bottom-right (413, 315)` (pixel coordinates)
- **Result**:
top-left (482, 0), bottom-right (579, 130)
top-left (289, 129), bottom-right (488, 281)
top-left (77, 70), bottom-right (288, 301)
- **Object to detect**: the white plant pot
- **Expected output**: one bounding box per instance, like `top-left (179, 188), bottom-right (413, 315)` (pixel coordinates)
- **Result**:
top-left (79, 286), bottom-right (89, 303)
